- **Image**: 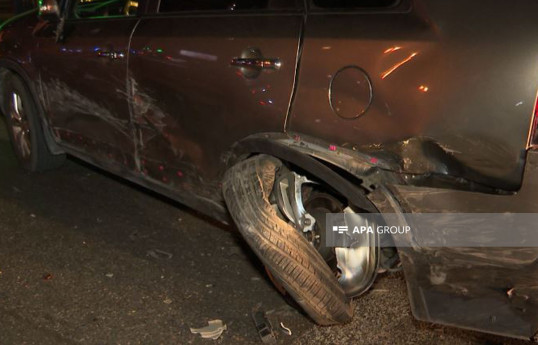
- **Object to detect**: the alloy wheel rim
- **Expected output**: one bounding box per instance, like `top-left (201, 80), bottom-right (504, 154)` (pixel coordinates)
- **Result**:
top-left (10, 92), bottom-right (31, 159)
top-left (273, 169), bottom-right (379, 297)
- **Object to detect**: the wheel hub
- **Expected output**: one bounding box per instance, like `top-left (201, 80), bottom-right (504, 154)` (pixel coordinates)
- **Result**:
top-left (273, 169), bottom-right (379, 297)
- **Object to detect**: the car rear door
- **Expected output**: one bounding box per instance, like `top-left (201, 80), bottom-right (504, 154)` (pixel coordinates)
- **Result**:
top-left (35, 0), bottom-right (141, 170)
top-left (128, 0), bottom-right (303, 208)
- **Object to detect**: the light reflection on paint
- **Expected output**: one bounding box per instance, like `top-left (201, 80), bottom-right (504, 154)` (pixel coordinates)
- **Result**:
top-left (418, 85), bottom-right (429, 92)
top-left (381, 52), bottom-right (418, 79)
top-left (383, 46), bottom-right (402, 54)
top-left (179, 50), bottom-right (218, 62)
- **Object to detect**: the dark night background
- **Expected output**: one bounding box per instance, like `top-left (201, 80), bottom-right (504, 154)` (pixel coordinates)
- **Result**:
top-left (0, 2), bottom-right (534, 344)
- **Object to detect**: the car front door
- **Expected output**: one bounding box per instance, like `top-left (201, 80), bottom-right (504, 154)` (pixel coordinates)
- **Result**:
top-left (128, 0), bottom-right (304, 211)
top-left (34, 0), bottom-right (140, 170)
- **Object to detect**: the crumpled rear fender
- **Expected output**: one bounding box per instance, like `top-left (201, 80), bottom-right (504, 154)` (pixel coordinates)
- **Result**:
top-left (370, 149), bottom-right (538, 340)
top-left (228, 132), bottom-right (510, 196)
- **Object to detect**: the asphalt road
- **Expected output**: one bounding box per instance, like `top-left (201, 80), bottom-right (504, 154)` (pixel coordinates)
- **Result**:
top-left (0, 119), bottom-right (530, 345)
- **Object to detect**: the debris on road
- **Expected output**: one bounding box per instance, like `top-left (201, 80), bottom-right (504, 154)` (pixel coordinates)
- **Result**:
top-left (30, 213), bottom-right (36, 218)
top-left (146, 249), bottom-right (173, 260)
top-left (190, 319), bottom-right (227, 340)
top-left (163, 298), bottom-right (173, 304)
top-left (129, 231), bottom-right (138, 241)
top-left (279, 322), bottom-right (292, 336)
top-left (105, 273), bottom-right (114, 278)
top-left (252, 309), bottom-right (276, 343)
top-left (227, 246), bottom-right (242, 257)
top-left (42, 273), bottom-right (53, 281)
top-left (129, 230), bottom-right (149, 241)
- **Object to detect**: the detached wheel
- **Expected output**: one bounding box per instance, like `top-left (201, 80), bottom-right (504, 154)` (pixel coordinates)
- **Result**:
top-left (223, 155), bottom-right (353, 325)
top-left (2, 73), bottom-right (65, 171)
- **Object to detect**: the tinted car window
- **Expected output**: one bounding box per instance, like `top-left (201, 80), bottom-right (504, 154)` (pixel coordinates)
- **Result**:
top-left (73, 0), bottom-right (138, 19)
top-left (159, 0), bottom-right (300, 12)
top-left (312, 0), bottom-right (398, 8)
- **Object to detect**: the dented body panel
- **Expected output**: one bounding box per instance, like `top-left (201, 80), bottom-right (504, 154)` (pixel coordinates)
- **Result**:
top-left (290, 0), bottom-right (538, 190)
top-left (33, 17), bottom-right (139, 170)
top-left (369, 149), bottom-right (538, 339)
top-left (127, 14), bottom-right (302, 204)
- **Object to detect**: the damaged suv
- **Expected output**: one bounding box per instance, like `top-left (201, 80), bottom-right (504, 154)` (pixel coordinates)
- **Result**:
top-left (1, 0), bottom-right (537, 340)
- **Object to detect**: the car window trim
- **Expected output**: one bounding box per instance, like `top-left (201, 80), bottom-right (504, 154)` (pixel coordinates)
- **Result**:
top-left (307, 0), bottom-right (411, 14)
top-left (66, 0), bottom-right (144, 21)
top-left (65, 15), bottom-right (140, 23)
top-left (153, 0), bottom-right (304, 17)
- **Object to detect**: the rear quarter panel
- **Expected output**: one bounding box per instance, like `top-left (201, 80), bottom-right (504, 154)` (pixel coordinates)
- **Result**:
top-left (290, 0), bottom-right (538, 189)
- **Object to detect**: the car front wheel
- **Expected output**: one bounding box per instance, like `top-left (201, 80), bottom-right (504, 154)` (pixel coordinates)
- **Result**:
top-left (2, 73), bottom-right (65, 171)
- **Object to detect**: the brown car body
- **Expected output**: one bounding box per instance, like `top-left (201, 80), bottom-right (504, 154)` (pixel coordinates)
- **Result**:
top-left (0, 0), bottom-right (537, 340)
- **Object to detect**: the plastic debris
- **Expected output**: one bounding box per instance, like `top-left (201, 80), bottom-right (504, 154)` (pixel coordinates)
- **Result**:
top-left (190, 319), bottom-right (227, 340)
top-left (252, 310), bottom-right (276, 343)
top-left (146, 249), bottom-right (173, 259)
top-left (105, 273), bottom-right (114, 278)
top-left (279, 322), bottom-right (292, 336)
top-left (129, 231), bottom-right (139, 241)
top-left (129, 231), bottom-right (149, 241)
top-left (227, 246), bottom-right (242, 257)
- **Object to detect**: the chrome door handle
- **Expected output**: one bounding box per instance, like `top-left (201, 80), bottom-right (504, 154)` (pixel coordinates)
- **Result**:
top-left (230, 57), bottom-right (281, 70)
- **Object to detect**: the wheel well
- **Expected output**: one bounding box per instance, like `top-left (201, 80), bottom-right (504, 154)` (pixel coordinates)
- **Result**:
top-left (0, 67), bottom-right (11, 115)
top-left (228, 137), bottom-right (379, 213)
top-left (0, 64), bottom-right (64, 155)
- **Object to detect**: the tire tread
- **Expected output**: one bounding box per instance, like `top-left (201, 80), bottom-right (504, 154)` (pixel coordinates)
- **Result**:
top-left (223, 155), bottom-right (353, 325)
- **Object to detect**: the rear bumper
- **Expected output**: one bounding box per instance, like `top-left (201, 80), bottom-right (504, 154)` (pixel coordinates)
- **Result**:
top-left (372, 149), bottom-right (538, 340)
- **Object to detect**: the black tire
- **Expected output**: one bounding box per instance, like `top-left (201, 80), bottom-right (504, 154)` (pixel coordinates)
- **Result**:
top-left (223, 155), bottom-right (353, 325)
top-left (2, 73), bottom-right (65, 171)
